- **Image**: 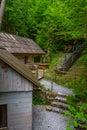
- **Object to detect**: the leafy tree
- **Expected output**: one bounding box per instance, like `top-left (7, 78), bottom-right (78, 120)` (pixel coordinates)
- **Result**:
top-left (2, 0), bottom-right (87, 51)
top-left (2, 0), bottom-right (35, 37)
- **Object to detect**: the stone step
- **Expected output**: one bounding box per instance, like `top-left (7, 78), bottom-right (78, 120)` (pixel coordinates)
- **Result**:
top-left (55, 96), bottom-right (67, 104)
top-left (46, 106), bottom-right (66, 114)
top-left (57, 92), bottom-right (68, 98)
top-left (51, 101), bottom-right (69, 110)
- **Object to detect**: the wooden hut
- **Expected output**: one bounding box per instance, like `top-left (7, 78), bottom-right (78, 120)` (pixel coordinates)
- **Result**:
top-left (0, 32), bottom-right (45, 66)
top-left (0, 49), bottom-right (40, 130)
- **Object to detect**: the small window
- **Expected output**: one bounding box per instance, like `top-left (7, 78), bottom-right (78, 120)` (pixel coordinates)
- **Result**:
top-left (24, 56), bottom-right (28, 64)
top-left (0, 104), bottom-right (7, 128)
top-left (34, 57), bottom-right (40, 63)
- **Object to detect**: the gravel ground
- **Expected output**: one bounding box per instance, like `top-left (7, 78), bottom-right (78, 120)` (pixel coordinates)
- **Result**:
top-left (33, 105), bottom-right (69, 130)
top-left (40, 79), bottom-right (73, 95)
top-left (32, 79), bottom-right (74, 130)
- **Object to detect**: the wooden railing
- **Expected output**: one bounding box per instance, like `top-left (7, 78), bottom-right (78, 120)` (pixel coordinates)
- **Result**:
top-left (61, 44), bottom-right (86, 72)
top-left (55, 43), bottom-right (86, 74)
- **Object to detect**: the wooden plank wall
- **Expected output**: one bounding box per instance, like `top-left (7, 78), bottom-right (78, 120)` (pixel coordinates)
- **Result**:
top-left (0, 92), bottom-right (32, 130)
top-left (0, 61), bottom-right (33, 92)
top-left (14, 54), bottom-right (34, 64)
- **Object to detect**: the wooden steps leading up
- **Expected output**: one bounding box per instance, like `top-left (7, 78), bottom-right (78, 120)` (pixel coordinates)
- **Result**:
top-left (46, 92), bottom-right (69, 114)
top-left (55, 43), bottom-right (86, 74)
top-left (46, 106), bottom-right (66, 114)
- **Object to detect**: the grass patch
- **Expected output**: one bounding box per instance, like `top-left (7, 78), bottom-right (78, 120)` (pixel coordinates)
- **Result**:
top-left (44, 51), bottom-right (87, 88)
top-left (33, 84), bottom-right (52, 105)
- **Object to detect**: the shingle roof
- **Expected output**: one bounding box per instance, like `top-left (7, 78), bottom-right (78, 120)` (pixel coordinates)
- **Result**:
top-left (0, 49), bottom-right (40, 87)
top-left (0, 32), bottom-right (45, 54)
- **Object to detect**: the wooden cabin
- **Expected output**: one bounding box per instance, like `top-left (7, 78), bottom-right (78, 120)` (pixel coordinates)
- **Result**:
top-left (0, 32), bottom-right (45, 67)
top-left (0, 49), bottom-right (40, 130)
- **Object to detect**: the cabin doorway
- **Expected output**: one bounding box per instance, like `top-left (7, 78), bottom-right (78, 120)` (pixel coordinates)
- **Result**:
top-left (0, 104), bottom-right (7, 128)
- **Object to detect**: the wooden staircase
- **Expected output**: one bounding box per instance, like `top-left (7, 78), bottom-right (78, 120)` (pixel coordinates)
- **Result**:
top-left (55, 43), bottom-right (86, 74)
top-left (46, 92), bottom-right (69, 114)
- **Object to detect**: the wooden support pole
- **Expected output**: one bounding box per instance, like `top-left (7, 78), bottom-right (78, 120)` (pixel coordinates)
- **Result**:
top-left (36, 69), bottom-right (38, 80)
top-left (0, 0), bottom-right (6, 29)
top-left (51, 81), bottom-right (53, 91)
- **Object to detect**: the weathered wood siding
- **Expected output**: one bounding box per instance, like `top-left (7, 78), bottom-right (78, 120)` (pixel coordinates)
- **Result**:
top-left (14, 54), bottom-right (40, 64)
top-left (0, 60), bottom-right (32, 92)
top-left (28, 55), bottom-right (34, 64)
top-left (0, 92), bottom-right (32, 130)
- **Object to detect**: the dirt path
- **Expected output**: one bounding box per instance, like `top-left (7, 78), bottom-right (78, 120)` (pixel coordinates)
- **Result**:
top-left (33, 79), bottom-right (75, 130)
top-left (40, 79), bottom-right (73, 95)
top-left (33, 105), bottom-right (69, 130)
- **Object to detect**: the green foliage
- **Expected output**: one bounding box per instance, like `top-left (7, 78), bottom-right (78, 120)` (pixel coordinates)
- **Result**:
top-left (2, 0), bottom-right (36, 37)
top-left (66, 120), bottom-right (73, 130)
top-left (2, 0), bottom-right (87, 52)
top-left (33, 84), bottom-right (51, 105)
top-left (33, 91), bottom-right (45, 105)
top-left (45, 52), bottom-right (64, 80)
top-left (66, 65), bottom-right (87, 129)
top-left (65, 102), bottom-right (87, 129)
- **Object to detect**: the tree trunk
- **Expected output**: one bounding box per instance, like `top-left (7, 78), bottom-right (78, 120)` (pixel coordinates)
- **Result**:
top-left (0, 0), bottom-right (6, 30)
